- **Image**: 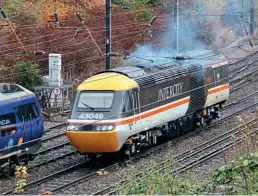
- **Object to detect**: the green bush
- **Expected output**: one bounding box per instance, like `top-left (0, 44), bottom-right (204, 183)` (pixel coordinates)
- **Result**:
top-left (113, 151), bottom-right (258, 195)
top-left (3, 0), bottom-right (40, 25)
top-left (211, 152), bottom-right (258, 194)
top-left (114, 161), bottom-right (200, 195)
top-left (13, 61), bottom-right (41, 91)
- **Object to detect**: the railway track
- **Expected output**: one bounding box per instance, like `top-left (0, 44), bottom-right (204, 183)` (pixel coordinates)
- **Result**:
top-left (224, 90), bottom-right (258, 109)
top-left (2, 101), bottom-right (257, 195)
top-left (18, 89), bottom-right (256, 175)
top-left (93, 117), bottom-right (258, 195)
top-left (1, 50), bottom-right (255, 194)
top-left (230, 72), bottom-right (258, 92)
top-left (42, 130), bottom-right (67, 142)
top-left (29, 142), bottom-right (75, 169)
top-left (25, 90), bottom-right (258, 170)
top-left (228, 50), bottom-right (258, 76)
top-left (43, 121), bottom-right (67, 134)
top-left (230, 67), bottom-right (258, 86)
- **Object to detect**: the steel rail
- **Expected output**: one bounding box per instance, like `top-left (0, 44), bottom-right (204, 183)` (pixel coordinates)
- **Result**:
top-left (2, 52), bottom-right (256, 195)
top-left (94, 117), bottom-right (258, 195)
top-left (23, 91), bottom-right (258, 174)
top-left (2, 100), bottom-right (257, 195)
top-left (228, 50), bottom-right (258, 75)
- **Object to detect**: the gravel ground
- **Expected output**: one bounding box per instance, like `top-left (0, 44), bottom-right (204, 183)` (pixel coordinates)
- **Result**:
top-left (0, 129), bottom-right (72, 194)
top-left (31, 144), bottom-right (75, 167)
top-left (181, 136), bottom-right (257, 184)
top-left (0, 90), bottom-right (254, 195)
top-left (0, 151), bottom-right (84, 194)
top-left (41, 135), bottom-right (69, 151)
top-left (57, 107), bottom-right (257, 195)
top-left (43, 128), bottom-right (66, 138)
top-left (228, 81), bottom-right (258, 103)
top-left (43, 121), bottom-right (64, 130)
top-left (228, 54), bottom-right (258, 74)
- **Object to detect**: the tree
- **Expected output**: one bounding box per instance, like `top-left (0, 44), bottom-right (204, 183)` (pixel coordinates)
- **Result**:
top-left (13, 61), bottom-right (41, 91)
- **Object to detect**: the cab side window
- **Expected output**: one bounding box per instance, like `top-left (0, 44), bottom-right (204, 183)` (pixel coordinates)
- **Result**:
top-left (132, 91), bottom-right (139, 110)
top-left (123, 92), bottom-right (132, 113)
top-left (215, 67), bottom-right (222, 82)
top-left (14, 103), bottom-right (39, 121)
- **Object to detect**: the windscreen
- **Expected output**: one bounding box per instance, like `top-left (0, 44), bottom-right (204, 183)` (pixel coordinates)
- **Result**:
top-left (77, 91), bottom-right (115, 109)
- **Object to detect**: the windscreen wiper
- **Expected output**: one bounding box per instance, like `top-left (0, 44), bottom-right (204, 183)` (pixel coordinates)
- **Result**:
top-left (80, 102), bottom-right (94, 111)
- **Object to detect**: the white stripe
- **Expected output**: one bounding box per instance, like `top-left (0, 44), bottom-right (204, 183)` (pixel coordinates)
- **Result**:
top-left (68, 96), bottom-right (190, 124)
top-left (211, 61), bottom-right (228, 68)
top-left (208, 84), bottom-right (229, 91)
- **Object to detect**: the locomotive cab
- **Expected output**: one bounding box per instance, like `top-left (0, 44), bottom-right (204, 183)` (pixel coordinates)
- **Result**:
top-left (66, 72), bottom-right (139, 154)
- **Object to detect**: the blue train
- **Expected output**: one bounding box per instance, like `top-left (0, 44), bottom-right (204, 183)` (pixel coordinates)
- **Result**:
top-left (0, 83), bottom-right (44, 176)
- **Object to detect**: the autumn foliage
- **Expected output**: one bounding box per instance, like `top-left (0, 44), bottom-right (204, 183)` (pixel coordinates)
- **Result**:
top-left (39, 0), bottom-right (76, 23)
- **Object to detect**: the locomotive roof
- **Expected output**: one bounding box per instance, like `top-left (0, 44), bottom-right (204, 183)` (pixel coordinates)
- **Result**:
top-left (0, 83), bottom-right (35, 102)
top-left (96, 49), bottom-right (227, 89)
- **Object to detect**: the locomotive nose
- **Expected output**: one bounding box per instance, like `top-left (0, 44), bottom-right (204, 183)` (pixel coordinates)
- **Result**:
top-left (65, 125), bottom-right (120, 153)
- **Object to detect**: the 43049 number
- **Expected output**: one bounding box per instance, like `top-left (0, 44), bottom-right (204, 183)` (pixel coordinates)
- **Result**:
top-left (78, 113), bottom-right (104, 119)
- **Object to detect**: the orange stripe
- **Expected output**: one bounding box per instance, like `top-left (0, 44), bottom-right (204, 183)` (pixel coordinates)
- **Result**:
top-left (69, 84), bottom-right (229, 126)
top-left (208, 84), bottom-right (230, 95)
top-left (69, 97), bottom-right (190, 126)
top-left (116, 97), bottom-right (190, 125)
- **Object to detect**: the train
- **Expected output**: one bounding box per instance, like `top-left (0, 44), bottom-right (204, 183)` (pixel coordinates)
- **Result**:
top-left (65, 50), bottom-right (230, 160)
top-left (0, 83), bottom-right (44, 176)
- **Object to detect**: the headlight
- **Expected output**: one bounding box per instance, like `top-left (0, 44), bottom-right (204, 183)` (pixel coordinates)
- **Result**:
top-left (96, 125), bottom-right (102, 131)
top-left (108, 125), bottom-right (114, 131)
top-left (101, 125), bottom-right (108, 131)
top-left (96, 124), bottom-right (115, 131)
top-left (67, 124), bottom-right (115, 131)
top-left (67, 124), bottom-right (80, 131)
top-left (67, 124), bottom-right (75, 130)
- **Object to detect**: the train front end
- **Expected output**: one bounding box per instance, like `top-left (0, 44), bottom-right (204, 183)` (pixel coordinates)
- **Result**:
top-left (65, 72), bottom-right (138, 155)
top-left (0, 84), bottom-right (44, 176)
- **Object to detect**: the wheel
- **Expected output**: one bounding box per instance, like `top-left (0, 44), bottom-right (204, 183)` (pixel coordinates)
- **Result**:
top-left (1, 161), bottom-right (15, 177)
top-left (206, 117), bottom-right (212, 125)
top-left (124, 144), bottom-right (135, 159)
top-left (131, 143), bottom-right (136, 155)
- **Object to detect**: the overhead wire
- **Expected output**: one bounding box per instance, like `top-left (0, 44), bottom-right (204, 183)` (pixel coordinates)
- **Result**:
top-left (0, 29), bottom-right (150, 71)
top-left (0, 17), bottom-right (153, 53)
top-left (1, 15), bottom-right (248, 56)
top-left (1, 40), bottom-right (256, 80)
top-left (0, 7), bottom-right (28, 55)
top-left (0, 0), bottom-right (250, 31)
top-left (0, 0), bottom-right (254, 79)
top-left (0, 0), bottom-right (250, 47)
top-left (0, 12), bottom-right (167, 47)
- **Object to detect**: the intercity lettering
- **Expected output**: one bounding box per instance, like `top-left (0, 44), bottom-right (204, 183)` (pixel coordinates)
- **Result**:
top-left (158, 82), bottom-right (183, 101)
